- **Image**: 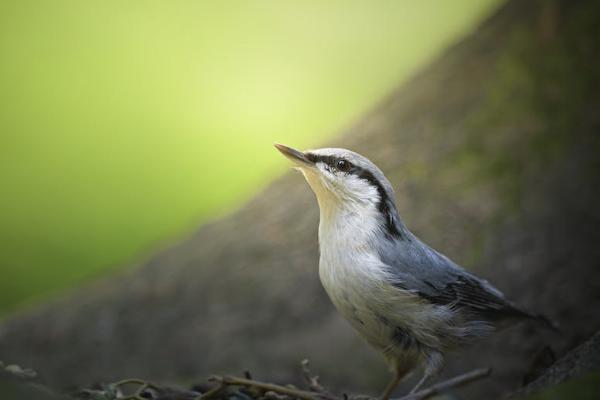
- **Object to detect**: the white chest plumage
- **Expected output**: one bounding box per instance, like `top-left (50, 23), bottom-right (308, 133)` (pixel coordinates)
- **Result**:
top-left (319, 248), bottom-right (391, 347)
top-left (317, 207), bottom-right (412, 354)
top-left (316, 203), bottom-right (441, 365)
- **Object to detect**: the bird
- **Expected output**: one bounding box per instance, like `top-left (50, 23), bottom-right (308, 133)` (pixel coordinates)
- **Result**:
top-left (274, 143), bottom-right (554, 399)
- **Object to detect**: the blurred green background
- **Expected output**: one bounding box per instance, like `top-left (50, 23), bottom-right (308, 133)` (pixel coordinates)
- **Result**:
top-left (0, 0), bottom-right (502, 315)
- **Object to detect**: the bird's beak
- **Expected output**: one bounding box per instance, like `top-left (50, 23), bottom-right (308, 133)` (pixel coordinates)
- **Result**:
top-left (274, 143), bottom-right (313, 166)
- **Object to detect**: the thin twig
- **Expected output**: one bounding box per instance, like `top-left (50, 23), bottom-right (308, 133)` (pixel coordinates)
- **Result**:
top-left (114, 378), bottom-right (160, 400)
top-left (115, 378), bottom-right (161, 391)
top-left (210, 375), bottom-right (338, 400)
top-left (264, 390), bottom-right (291, 400)
top-left (121, 395), bottom-right (146, 400)
top-left (114, 378), bottom-right (150, 387)
top-left (394, 368), bottom-right (491, 400)
top-left (198, 383), bottom-right (226, 400)
top-left (301, 359), bottom-right (328, 394)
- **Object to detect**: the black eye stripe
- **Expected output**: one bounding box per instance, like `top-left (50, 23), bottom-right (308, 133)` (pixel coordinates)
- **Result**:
top-left (305, 154), bottom-right (340, 169)
top-left (305, 152), bottom-right (405, 240)
top-left (306, 154), bottom-right (355, 172)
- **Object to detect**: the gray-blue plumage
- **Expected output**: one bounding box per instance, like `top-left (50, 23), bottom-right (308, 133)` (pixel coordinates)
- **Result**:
top-left (275, 144), bottom-right (550, 398)
top-left (375, 231), bottom-right (530, 323)
top-left (317, 146), bottom-right (536, 326)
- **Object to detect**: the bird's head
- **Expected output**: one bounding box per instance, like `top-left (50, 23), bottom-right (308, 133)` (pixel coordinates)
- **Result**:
top-left (275, 143), bottom-right (404, 239)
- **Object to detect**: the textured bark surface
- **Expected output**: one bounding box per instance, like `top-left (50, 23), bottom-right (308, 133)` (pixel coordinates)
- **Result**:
top-left (1, 0), bottom-right (599, 398)
top-left (515, 330), bottom-right (600, 398)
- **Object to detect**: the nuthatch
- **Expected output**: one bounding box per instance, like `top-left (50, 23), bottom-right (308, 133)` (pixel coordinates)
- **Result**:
top-left (275, 144), bottom-right (552, 399)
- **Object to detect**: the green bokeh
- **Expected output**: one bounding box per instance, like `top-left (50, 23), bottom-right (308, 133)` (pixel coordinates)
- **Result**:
top-left (0, 0), bottom-right (502, 315)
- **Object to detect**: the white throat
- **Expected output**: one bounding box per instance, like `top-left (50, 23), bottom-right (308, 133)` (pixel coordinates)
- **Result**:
top-left (299, 167), bottom-right (394, 336)
top-left (300, 167), bottom-right (383, 254)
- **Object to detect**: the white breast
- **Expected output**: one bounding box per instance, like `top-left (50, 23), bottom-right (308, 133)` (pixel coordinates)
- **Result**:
top-left (317, 206), bottom-right (399, 351)
top-left (316, 206), bottom-right (442, 361)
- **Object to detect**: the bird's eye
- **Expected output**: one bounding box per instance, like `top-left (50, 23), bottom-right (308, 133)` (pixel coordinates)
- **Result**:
top-left (336, 159), bottom-right (350, 172)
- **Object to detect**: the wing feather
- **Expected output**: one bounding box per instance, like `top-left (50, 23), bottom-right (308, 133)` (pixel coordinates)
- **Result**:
top-left (378, 236), bottom-right (533, 322)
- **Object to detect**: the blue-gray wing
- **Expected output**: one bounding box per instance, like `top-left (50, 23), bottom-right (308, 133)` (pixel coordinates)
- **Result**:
top-left (377, 237), bottom-right (533, 322)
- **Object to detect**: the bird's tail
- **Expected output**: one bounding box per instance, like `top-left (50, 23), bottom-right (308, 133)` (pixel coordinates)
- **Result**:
top-left (531, 313), bottom-right (561, 333)
top-left (504, 301), bottom-right (560, 333)
top-left (517, 308), bottom-right (560, 333)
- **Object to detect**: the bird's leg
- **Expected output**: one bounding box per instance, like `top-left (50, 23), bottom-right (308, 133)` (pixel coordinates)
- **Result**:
top-left (380, 369), bottom-right (408, 400)
top-left (408, 373), bottom-right (429, 394)
top-left (380, 375), bottom-right (401, 400)
top-left (409, 353), bottom-right (443, 394)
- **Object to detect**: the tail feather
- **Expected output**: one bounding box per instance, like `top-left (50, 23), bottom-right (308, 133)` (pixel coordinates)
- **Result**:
top-left (498, 300), bottom-right (560, 333)
top-left (512, 306), bottom-right (560, 333)
top-left (530, 312), bottom-right (560, 333)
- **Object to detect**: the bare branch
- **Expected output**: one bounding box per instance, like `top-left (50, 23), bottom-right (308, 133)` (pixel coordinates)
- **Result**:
top-left (209, 375), bottom-right (338, 400)
top-left (301, 359), bottom-right (328, 395)
top-left (114, 378), bottom-right (160, 400)
top-left (198, 383), bottom-right (225, 400)
top-left (394, 368), bottom-right (491, 400)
